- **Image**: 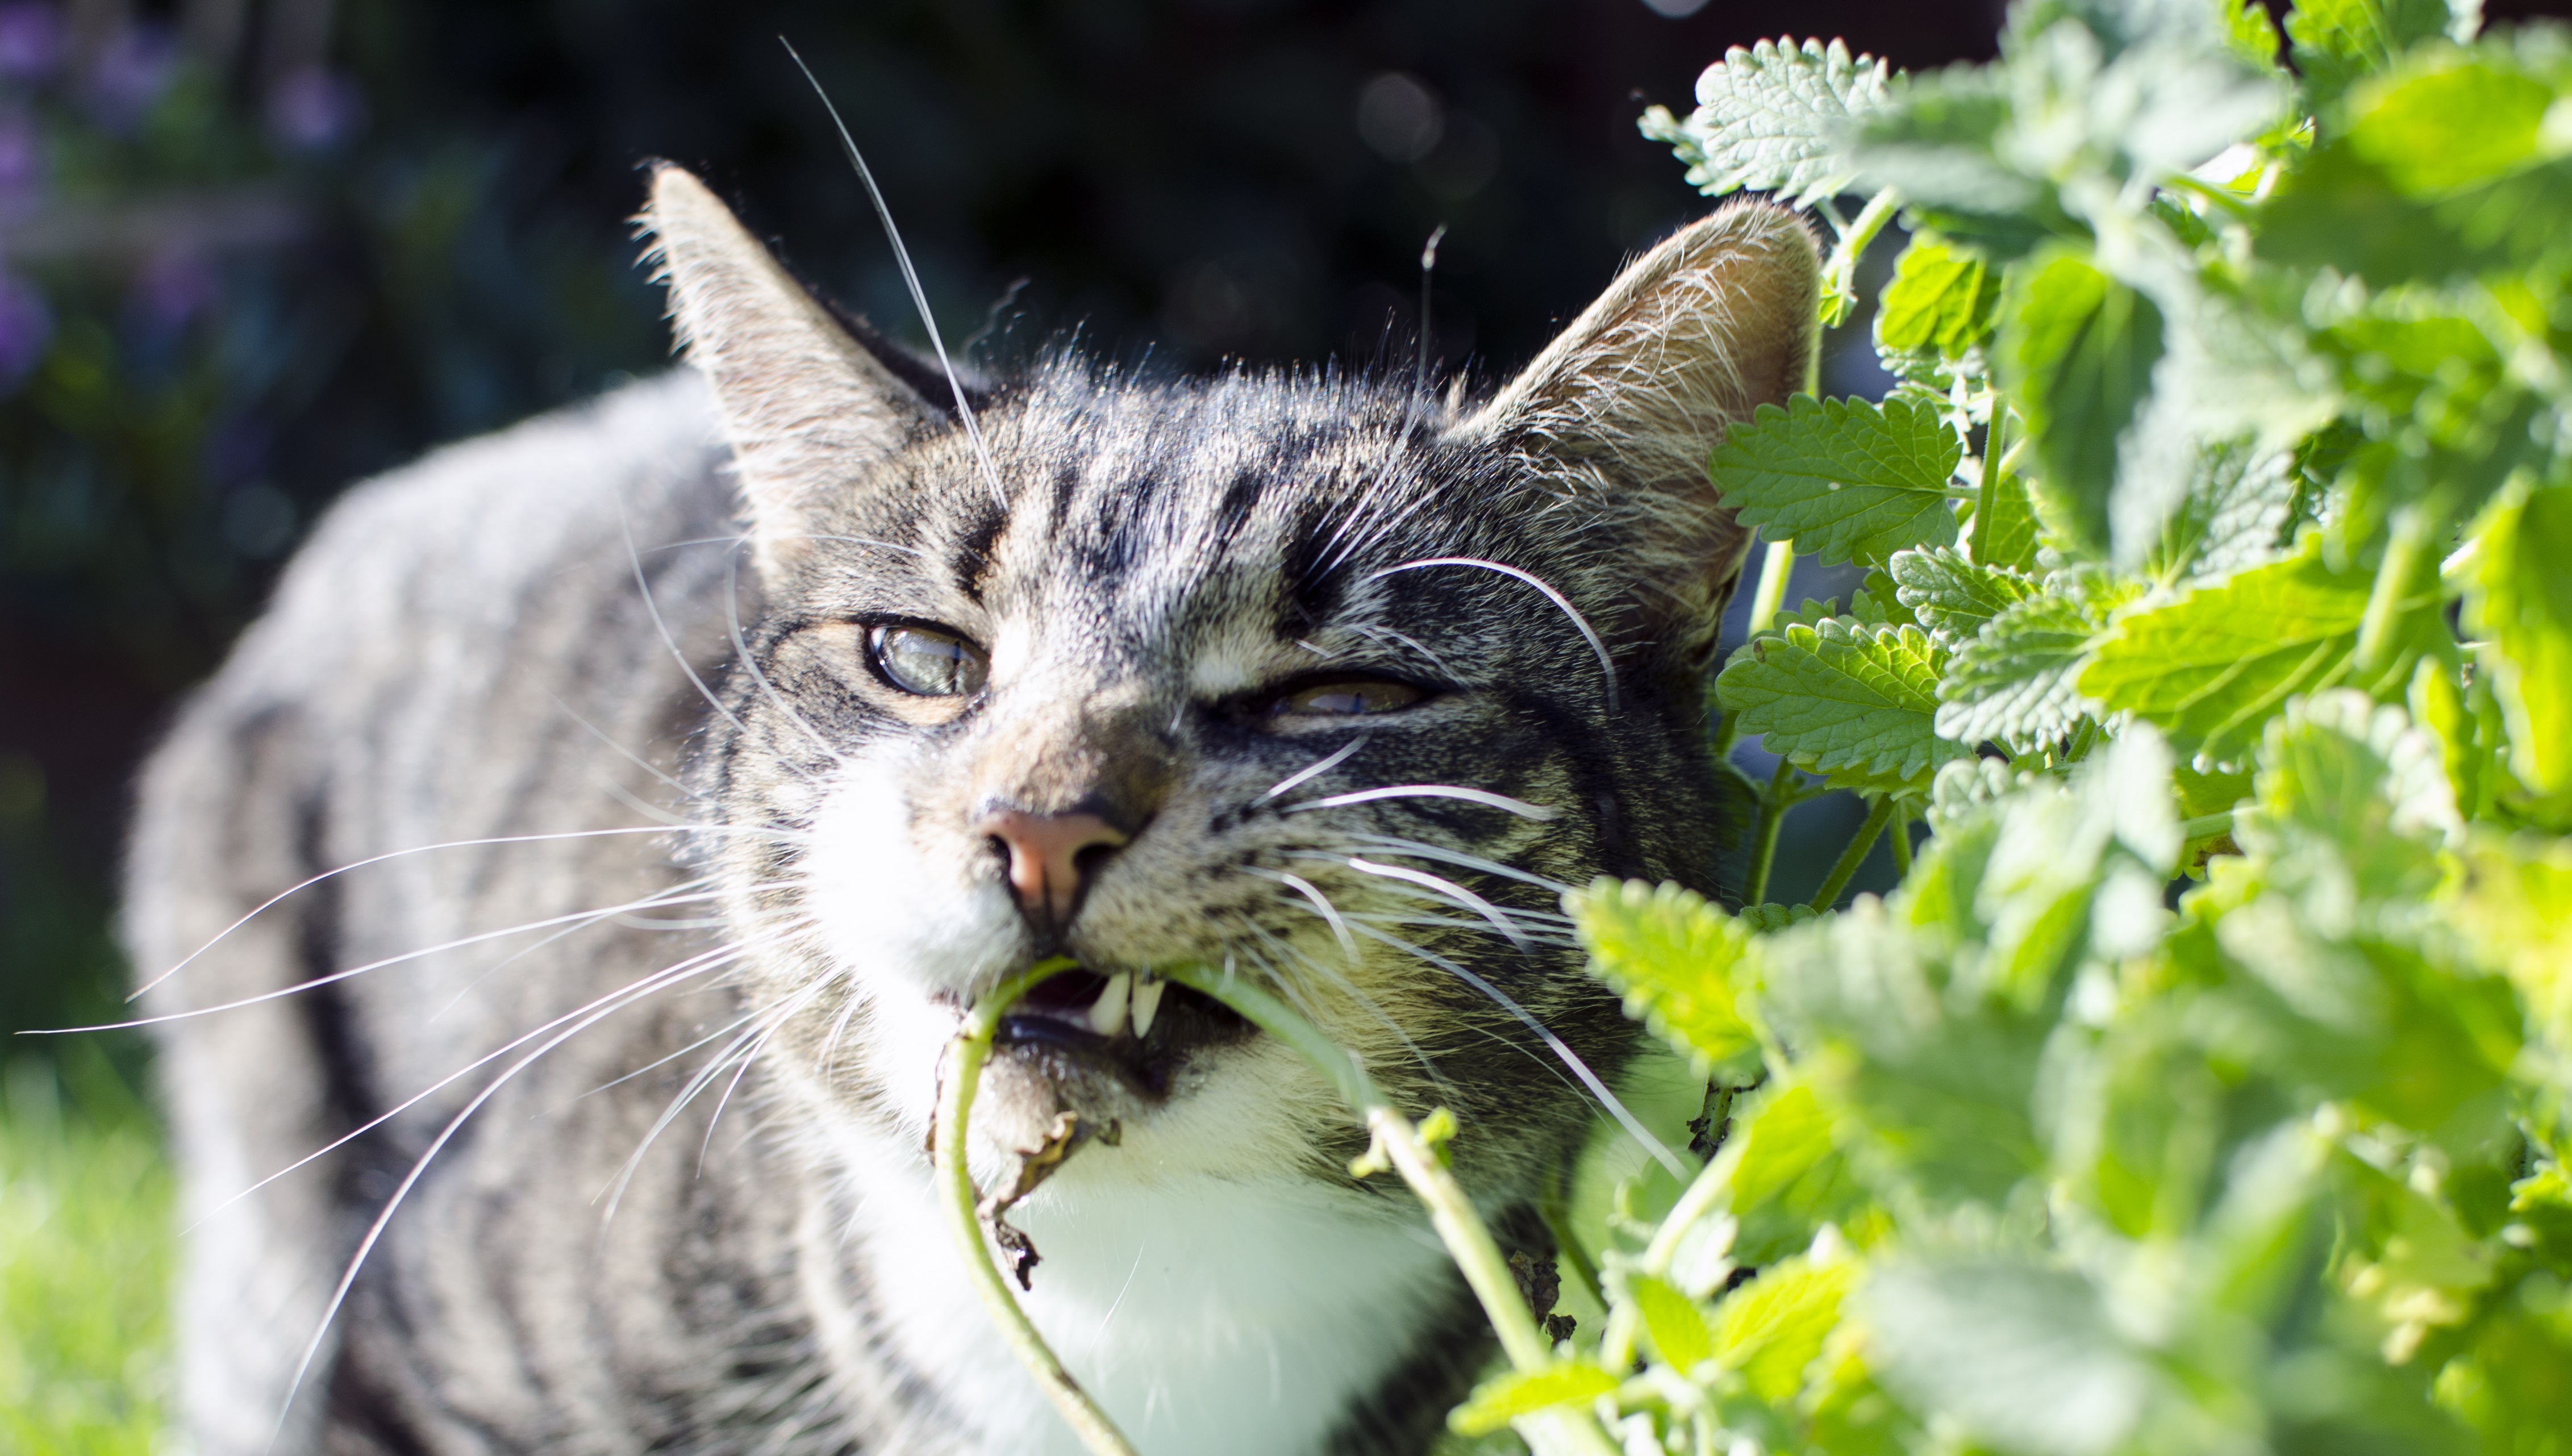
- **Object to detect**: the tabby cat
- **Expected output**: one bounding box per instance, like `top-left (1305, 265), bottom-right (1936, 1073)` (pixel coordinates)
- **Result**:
top-left (124, 164), bottom-right (1816, 1454)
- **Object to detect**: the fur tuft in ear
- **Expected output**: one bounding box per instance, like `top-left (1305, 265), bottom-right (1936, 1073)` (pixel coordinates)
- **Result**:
top-left (639, 163), bottom-right (936, 567)
top-left (1461, 201), bottom-right (1820, 668)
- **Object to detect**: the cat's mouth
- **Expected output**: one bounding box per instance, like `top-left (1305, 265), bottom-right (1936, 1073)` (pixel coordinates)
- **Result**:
top-left (985, 968), bottom-right (1253, 1099)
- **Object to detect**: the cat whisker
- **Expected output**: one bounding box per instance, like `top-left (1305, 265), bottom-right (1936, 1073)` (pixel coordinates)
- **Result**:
top-left (1345, 921), bottom-right (1686, 1178)
top-left (1251, 735), bottom-right (1369, 806)
top-left (1364, 556), bottom-right (1618, 716)
top-left (124, 826), bottom-right (788, 1000)
top-left (1286, 854), bottom-right (1536, 952)
top-left (1282, 784), bottom-right (1560, 821)
top-left (605, 970), bottom-right (834, 1221)
top-left (273, 941), bottom-right (760, 1436)
top-left (1248, 867), bottom-right (1360, 966)
top-left (189, 942), bottom-right (750, 1235)
top-left (1243, 927), bottom-right (1453, 1102)
top-left (723, 541), bottom-right (855, 768)
top-left (1323, 832), bottom-right (1577, 896)
top-left (551, 697), bottom-right (708, 806)
top-left (619, 493), bottom-right (788, 770)
top-left (64, 881), bottom-right (732, 1034)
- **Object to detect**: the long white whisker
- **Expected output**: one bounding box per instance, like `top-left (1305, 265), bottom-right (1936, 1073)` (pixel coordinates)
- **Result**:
top-left (65, 885), bottom-right (729, 1034)
top-left (1365, 556), bottom-right (1617, 716)
top-left (549, 698), bottom-right (706, 805)
top-left (124, 826), bottom-right (772, 1000)
top-left (724, 542), bottom-right (852, 766)
top-left (189, 944), bottom-right (748, 1233)
top-left (1249, 869), bottom-right (1360, 966)
top-left (1328, 857), bottom-right (1536, 952)
top-left (273, 948), bottom-right (737, 1438)
top-left (1284, 785), bottom-right (1560, 821)
top-left (1326, 832), bottom-right (1576, 895)
top-left (426, 875), bottom-right (720, 1023)
top-left (605, 972), bottom-right (832, 1221)
top-left (1253, 736), bottom-right (1369, 806)
top-left (1347, 922), bottom-right (1686, 1178)
top-left (784, 40), bottom-right (1007, 514)
top-left (619, 493), bottom-right (773, 758)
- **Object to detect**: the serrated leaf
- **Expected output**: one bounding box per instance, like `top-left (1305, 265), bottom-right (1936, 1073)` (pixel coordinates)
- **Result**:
top-left (1629, 1274), bottom-right (1714, 1373)
top-left (1964, 469), bottom-right (2046, 573)
top-left (1643, 37), bottom-right (1893, 206)
top-left (1889, 546), bottom-right (2039, 644)
top-left (2003, 251), bottom-right (2167, 557)
top-left (2078, 546), bottom-right (2444, 765)
top-left (1447, 1361), bottom-right (1620, 1436)
top-left (1740, 902), bottom-right (1825, 934)
top-left (1862, 1261), bottom-right (2153, 1456)
top-left (2459, 833), bottom-right (2572, 1053)
top-left (2219, 0), bottom-right (2284, 70)
top-left (1936, 588), bottom-right (2119, 749)
top-left (1710, 395), bottom-right (1965, 569)
top-left (1853, 68), bottom-right (2062, 260)
top-left (2145, 437), bottom-right (2302, 583)
top-left (1569, 879), bottom-right (1765, 1079)
top-left (1717, 616), bottom-right (1968, 792)
top-left (2348, 56), bottom-right (2556, 195)
top-left (1875, 237), bottom-right (2002, 357)
top-left (1712, 1252), bottom-right (1857, 1403)
top-left (2466, 480), bottom-right (2572, 795)
top-left (2286, 0), bottom-right (2479, 112)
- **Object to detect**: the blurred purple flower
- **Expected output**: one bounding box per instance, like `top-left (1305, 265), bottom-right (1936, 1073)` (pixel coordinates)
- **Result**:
top-left (84, 24), bottom-right (176, 129)
top-left (0, 270), bottom-right (53, 389)
top-left (267, 68), bottom-right (363, 152)
top-left (0, 107), bottom-right (41, 199)
top-left (0, 3), bottom-right (65, 81)
top-left (133, 248), bottom-right (218, 332)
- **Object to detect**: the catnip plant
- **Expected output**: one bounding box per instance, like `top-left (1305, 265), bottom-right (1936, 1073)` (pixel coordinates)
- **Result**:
top-left (946, 2), bottom-right (2572, 1452)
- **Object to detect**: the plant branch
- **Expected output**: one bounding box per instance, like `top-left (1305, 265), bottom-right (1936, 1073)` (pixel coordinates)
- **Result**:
top-left (1809, 795), bottom-right (1896, 911)
top-left (1746, 538), bottom-right (1796, 636)
top-left (933, 958), bottom-right (1141, 1456)
top-left (1970, 408), bottom-right (2010, 566)
top-left (1818, 187), bottom-right (1900, 324)
top-left (1741, 754), bottom-right (1802, 907)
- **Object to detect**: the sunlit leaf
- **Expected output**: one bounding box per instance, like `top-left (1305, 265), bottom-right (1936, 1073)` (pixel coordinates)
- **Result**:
top-left (1570, 879), bottom-right (1765, 1080)
top-left (1447, 1361), bottom-right (1620, 1436)
top-left (2465, 481), bottom-right (2572, 796)
top-left (1710, 395), bottom-right (1965, 569)
top-left (1716, 615), bottom-right (1969, 793)
top-left (2002, 251), bottom-right (2166, 556)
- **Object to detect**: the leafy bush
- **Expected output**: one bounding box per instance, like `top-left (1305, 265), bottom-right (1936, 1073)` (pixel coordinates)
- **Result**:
top-left (1454, 1), bottom-right (2572, 1451)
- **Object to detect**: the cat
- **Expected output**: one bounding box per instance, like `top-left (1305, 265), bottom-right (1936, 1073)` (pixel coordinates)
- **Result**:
top-left (122, 162), bottom-right (1817, 1455)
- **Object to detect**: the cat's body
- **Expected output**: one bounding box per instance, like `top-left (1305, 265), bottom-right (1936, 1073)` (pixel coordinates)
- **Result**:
top-left (127, 168), bottom-right (1816, 1455)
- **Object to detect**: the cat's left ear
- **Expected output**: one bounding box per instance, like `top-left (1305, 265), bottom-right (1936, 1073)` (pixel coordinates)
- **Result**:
top-left (1458, 201), bottom-right (1819, 669)
top-left (640, 163), bottom-right (943, 570)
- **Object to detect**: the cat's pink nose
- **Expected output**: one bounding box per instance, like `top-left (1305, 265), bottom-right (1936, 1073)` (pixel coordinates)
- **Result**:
top-left (978, 810), bottom-right (1129, 927)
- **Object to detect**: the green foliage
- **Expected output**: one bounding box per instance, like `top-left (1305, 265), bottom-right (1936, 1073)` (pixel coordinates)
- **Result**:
top-left (1639, 38), bottom-right (1894, 208)
top-left (1518, 3), bottom-right (2572, 1452)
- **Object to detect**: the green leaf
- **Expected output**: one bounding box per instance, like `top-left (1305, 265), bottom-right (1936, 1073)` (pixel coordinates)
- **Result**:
top-left (2458, 833), bottom-right (2572, 1055)
top-left (1861, 1261), bottom-right (2153, 1456)
top-left (1640, 37), bottom-right (1893, 206)
top-left (2219, 0), bottom-right (2284, 70)
top-left (2144, 438), bottom-right (2302, 583)
top-left (1711, 1252), bottom-right (1857, 1403)
top-left (2285, 0), bottom-right (2477, 112)
top-left (1936, 589), bottom-right (2120, 749)
top-left (1721, 1080), bottom-right (1866, 1267)
top-left (1629, 1273), bottom-right (1714, 1373)
top-left (1569, 879), bottom-right (1765, 1080)
top-left (1716, 616), bottom-right (1969, 793)
top-left (1853, 69), bottom-right (2064, 259)
top-left (1710, 395), bottom-right (1964, 569)
top-left (1964, 469), bottom-right (2045, 573)
top-left (2002, 252), bottom-right (2166, 556)
top-left (2465, 481), bottom-right (2572, 796)
top-left (2347, 56), bottom-right (2557, 195)
top-left (2077, 546), bottom-right (2442, 765)
top-left (1875, 237), bottom-right (2002, 358)
top-left (1446, 1361), bottom-right (1620, 1435)
top-left (1888, 546), bottom-right (2039, 645)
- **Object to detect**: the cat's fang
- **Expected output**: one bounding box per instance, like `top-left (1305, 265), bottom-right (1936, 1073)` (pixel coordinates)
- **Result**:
top-left (1090, 971), bottom-right (1131, 1038)
top-left (1129, 976), bottom-right (1165, 1040)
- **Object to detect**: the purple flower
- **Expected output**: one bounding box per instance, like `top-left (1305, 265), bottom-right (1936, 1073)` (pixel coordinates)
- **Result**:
top-left (0, 270), bottom-right (53, 389)
top-left (266, 68), bottom-right (364, 152)
top-left (0, 109), bottom-right (44, 199)
top-left (132, 248), bottom-right (218, 333)
top-left (83, 24), bottom-right (176, 129)
top-left (0, 3), bottom-right (65, 82)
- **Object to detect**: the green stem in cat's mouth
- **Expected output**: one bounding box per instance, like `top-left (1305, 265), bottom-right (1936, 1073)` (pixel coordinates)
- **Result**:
top-left (935, 961), bottom-right (1622, 1456)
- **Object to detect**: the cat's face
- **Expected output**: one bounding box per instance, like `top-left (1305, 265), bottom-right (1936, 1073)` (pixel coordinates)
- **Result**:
top-left (646, 165), bottom-right (1816, 1206)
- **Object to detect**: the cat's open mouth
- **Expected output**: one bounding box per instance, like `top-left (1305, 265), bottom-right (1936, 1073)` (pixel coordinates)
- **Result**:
top-left (988, 968), bottom-right (1253, 1098)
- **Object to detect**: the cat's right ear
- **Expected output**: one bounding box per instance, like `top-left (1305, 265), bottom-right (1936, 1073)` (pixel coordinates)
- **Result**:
top-left (640, 164), bottom-right (936, 569)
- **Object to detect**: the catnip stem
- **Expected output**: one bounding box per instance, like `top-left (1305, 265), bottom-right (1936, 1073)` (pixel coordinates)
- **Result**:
top-left (1818, 187), bottom-right (1900, 321)
top-left (1970, 410), bottom-right (2009, 565)
top-left (1746, 539), bottom-right (1796, 636)
top-left (1809, 795), bottom-right (1896, 911)
top-left (1741, 755), bottom-right (1799, 907)
top-left (934, 959), bottom-right (1143, 1456)
top-left (2356, 495), bottom-right (2444, 674)
top-left (1888, 803), bottom-right (1914, 875)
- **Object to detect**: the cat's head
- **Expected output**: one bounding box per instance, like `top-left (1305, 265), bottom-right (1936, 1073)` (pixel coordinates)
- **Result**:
top-left (642, 164), bottom-right (1814, 1208)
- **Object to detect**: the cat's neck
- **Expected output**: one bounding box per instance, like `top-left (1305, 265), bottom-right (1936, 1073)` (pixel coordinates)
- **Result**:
top-left (803, 1119), bottom-right (1464, 1456)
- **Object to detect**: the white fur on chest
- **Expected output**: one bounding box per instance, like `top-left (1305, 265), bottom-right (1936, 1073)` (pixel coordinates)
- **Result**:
top-left (820, 1125), bottom-right (1456, 1456)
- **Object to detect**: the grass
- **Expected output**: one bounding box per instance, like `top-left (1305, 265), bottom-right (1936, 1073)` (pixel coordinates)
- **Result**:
top-left (0, 1057), bottom-right (170, 1455)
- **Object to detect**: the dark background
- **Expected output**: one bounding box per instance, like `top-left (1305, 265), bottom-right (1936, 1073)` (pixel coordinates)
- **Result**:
top-left (2, 0), bottom-right (2556, 1101)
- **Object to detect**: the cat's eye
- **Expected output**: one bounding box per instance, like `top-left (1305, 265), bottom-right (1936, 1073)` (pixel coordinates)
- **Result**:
top-left (1268, 679), bottom-right (1424, 716)
top-left (868, 624), bottom-right (990, 698)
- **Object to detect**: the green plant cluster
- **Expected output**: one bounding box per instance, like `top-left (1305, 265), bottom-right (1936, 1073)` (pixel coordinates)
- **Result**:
top-left (1452, 1), bottom-right (2572, 1451)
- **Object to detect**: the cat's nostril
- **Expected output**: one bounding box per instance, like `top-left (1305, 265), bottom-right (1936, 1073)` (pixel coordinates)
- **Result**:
top-left (976, 808), bottom-right (1129, 927)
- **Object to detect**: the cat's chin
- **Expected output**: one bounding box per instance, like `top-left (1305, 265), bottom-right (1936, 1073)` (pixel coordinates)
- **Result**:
top-left (961, 966), bottom-right (1257, 1152)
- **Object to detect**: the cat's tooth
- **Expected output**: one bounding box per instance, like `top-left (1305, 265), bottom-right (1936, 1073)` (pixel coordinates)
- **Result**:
top-left (1090, 972), bottom-right (1131, 1038)
top-left (1129, 977), bottom-right (1166, 1040)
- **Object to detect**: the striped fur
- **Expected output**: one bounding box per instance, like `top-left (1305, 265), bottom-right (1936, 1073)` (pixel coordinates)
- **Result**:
top-left (126, 165), bottom-right (1817, 1455)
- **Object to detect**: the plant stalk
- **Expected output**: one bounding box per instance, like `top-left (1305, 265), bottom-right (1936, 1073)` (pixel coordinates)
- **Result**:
top-left (1888, 803), bottom-right (1914, 875)
top-left (934, 959), bottom-right (1141, 1456)
top-left (1741, 754), bottom-right (1800, 907)
top-left (1970, 410), bottom-right (2009, 566)
top-left (1746, 539), bottom-right (1796, 636)
top-left (1809, 795), bottom-right (1896, 911)
top-left (2354, 495), bottom-right (2444, 675)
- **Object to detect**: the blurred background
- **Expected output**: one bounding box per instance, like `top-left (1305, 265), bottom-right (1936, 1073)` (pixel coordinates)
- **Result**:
top-left (1, 0), bottom-right (2565, 1438)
